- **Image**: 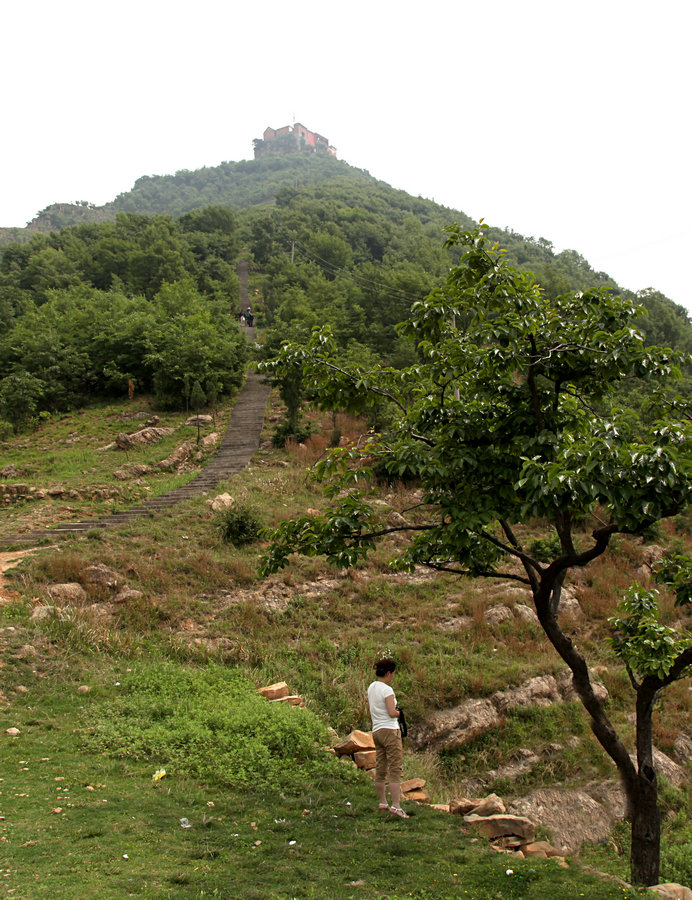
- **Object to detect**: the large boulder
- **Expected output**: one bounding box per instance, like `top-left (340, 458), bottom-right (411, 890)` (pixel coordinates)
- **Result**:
top-left (650, 886), bottom-right (692, 900)
top-left (333, 730), bottom-right (375, 756)
top-left (411, 698), bottom-right (500, 751)
top-left (185, 414), bottom-right (213, 427)
top-left (674, 732), bottom-right (692, 764)
top-left (485, 605), bottom-right (514, 626)
top-left (209, 493), bottom-right (234, 512)
top-left (258, 682), bottom-right (289, 701)
top-left (508, 788), bottom-right (612, 855)
top-left (156, 441), bottom-right (193, 471)
top-left (83, 564), bottom-right (121, 589)
top-left (463, 813), bottom-right (535, 843)
top-left (412, 670), bottom-right (610, 752)
top-left (46, 583), bottom-right (86, 605)
top-left (469, 793), bottom-right (506, 817)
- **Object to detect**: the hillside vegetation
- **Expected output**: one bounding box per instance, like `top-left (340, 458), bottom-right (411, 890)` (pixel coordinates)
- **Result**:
top-left (1, 150), bottom-right (691, 897)
top-left (2, 153), bottom-right (691, 434)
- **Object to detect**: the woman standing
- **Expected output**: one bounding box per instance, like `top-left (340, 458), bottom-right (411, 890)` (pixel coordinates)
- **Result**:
top-left (367, 658), bottom-right (408, 818)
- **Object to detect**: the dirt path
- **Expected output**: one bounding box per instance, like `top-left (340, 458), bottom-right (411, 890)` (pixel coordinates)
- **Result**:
top-left (0, 548), bottom-right (43, 600)
top-left (0, 372), bottom-right (270, 548)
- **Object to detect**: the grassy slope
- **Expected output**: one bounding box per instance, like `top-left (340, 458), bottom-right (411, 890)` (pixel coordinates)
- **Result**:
top-left (1, 393), bottom-right (690, 898)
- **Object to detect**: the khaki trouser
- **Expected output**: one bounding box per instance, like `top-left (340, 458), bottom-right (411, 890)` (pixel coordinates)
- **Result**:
top-left (373, 727), bottom-right (403, 783)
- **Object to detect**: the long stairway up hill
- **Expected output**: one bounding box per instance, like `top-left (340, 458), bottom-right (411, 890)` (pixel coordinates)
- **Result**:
top-left (0, 372), bottom-right (270, 548)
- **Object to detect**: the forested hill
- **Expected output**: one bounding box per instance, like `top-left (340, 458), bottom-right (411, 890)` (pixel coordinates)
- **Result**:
top-left (1, 156), bottom-right (376, 238)
top-left (1, 150), bottom-right (691, 431)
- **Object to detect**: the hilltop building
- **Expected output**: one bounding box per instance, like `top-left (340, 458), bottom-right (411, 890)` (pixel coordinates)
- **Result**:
top-left (253, 123), bottom-right (337, 159)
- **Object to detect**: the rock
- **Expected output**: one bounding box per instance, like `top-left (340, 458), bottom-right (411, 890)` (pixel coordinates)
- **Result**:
top-left (157, 441), bottom-right (193, 471)
top-left (463, 814), bottom-right (535, 843)
top-left (491, 834), bottom-right (524, 850)
top-left (354, 750), bottom-right (377, 769)
top-left (558, 592), bottom-right (583, 619)
top-left (387, 511), bottom-right (408, 527)
top-left (77, 685), bottom-right (91, 694)
top-left (333, 730), bottom-right (375, 756)
top-left (642, 544), bottom-right (666, 568)
top-left (47, 486), bottom-right (66, 497)
top-left (83, 565), bottom-right (121, 589)
top-left (400, 778), bottom-right (426, 793)
top-left (200, 432), bottom-right (219, 448)
top-left (508, 788), bottom-right (612, 855)
top-left (555, 669), bottom-right (609, 704)
top-left (652, 748), bottom-right (687, 787)
top-left (485, 605), bottom-right (514, 625)
top-left (209, 493), bottom-right (234, 512)
top-left (112, 588), bottom-right (143, 604)
top-left (83, 603), bottom-right (115, 623)
top-left (493, 675), bottom-right (561, 714)
top-left (258, 682), bottom-right (289, 701)
top-left (271, 695), bottom-right (304, 706)
top-left (650, 886), bottom-right (692, 900)
top-left (31, 605), bottom-right (56, 622)
top-left (673, 732), bottom-right (692, 764)
top-left (469, 793), bottom-right (506, 817)
top-left (115, 432), bottom-right (135, 450)
top-left (406, 789), bottom-right (431, 803)
top-left (185, 415), bottom-right (213, 427)
top-left (116, 426), bottom-right (175, 450)
top-left (306, 508), bottom-right (321, 516)
top-left (113, 463), bottom-right (152, 480)
top-left (47, 583), bottom-right (86, 605)
top-left (411, 697), bottom-right (500, 751)
top-left (437, 615), bottom-right (474, 632)
top-left (5, 728), bottom-right (20, 736)
top-left (450, 798), bottom-right (480, 816)
top-left (585, 782), bottom-right (628, 820)
top-left (522, 840), bottom-right (562, 858)
top-left (514, 604), bottom-right (539, 625)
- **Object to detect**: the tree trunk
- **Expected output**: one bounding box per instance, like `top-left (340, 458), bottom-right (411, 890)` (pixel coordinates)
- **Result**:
top-left (630, 777), bottom-right (660, 885)
top-left (630, 681), bottom-right (661, 885)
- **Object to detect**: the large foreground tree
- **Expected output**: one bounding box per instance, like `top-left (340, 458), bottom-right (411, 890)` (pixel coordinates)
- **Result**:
top-left (260, 225), bottom-right (692, 885)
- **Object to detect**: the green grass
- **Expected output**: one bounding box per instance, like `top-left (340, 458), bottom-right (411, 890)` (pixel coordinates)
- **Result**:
top-left (0, 396), bottom-right (234, 535)
top-left (0, 658), bottom-right (651, 900)
top-left (1, 395), bottom-right (691, 896)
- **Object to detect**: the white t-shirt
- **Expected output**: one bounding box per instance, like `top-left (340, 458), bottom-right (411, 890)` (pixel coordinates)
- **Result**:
top-left (367, 680), bottom-right (399, 733)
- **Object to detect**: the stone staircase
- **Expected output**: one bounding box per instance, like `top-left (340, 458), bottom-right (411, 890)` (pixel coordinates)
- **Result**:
top-left (0, 372), bottom-right (270, 547)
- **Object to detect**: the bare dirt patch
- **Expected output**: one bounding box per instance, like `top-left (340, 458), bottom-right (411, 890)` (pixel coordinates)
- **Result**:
top-left (0, 549), bottom-right (40, 602)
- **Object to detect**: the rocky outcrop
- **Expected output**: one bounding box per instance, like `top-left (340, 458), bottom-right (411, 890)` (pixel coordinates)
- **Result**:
top-left (1, 482), bottom-right (122, 506)
top-left (411, 672), bottom-right (608, 751)
top-left (156, 441), bottom-right (193, 471)
top-left (508, 788), bottom-right (613, 855)
top-left (100, 425), bottom-right (175, 451)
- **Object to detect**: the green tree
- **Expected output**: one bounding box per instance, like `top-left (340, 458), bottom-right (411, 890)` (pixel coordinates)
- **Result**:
top-left (0, 371), bottom-right (44, 432)
top-left (259, 225), bottom-right (692, 886)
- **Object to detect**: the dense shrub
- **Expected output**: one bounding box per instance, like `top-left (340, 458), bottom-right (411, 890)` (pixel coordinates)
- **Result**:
top-left (86, 662), bottom-right (332, 791)
top-left (215, 504), bottom-right (263, 546)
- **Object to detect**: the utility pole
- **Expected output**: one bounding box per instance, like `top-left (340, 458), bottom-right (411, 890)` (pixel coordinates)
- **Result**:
top-left (291, 240), bottom-right (295, 264)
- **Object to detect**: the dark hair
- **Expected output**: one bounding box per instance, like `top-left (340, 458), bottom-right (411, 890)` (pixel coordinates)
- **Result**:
top-left (374, 657), bottom-right (396, 678)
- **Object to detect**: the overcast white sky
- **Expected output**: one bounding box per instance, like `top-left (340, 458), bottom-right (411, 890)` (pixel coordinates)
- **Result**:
top-left (3, 0), bottom-right (691, 310)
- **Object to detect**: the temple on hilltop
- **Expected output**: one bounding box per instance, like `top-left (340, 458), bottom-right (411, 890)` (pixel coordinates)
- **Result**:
top-left (253, 123), bottom-right (337, 159)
